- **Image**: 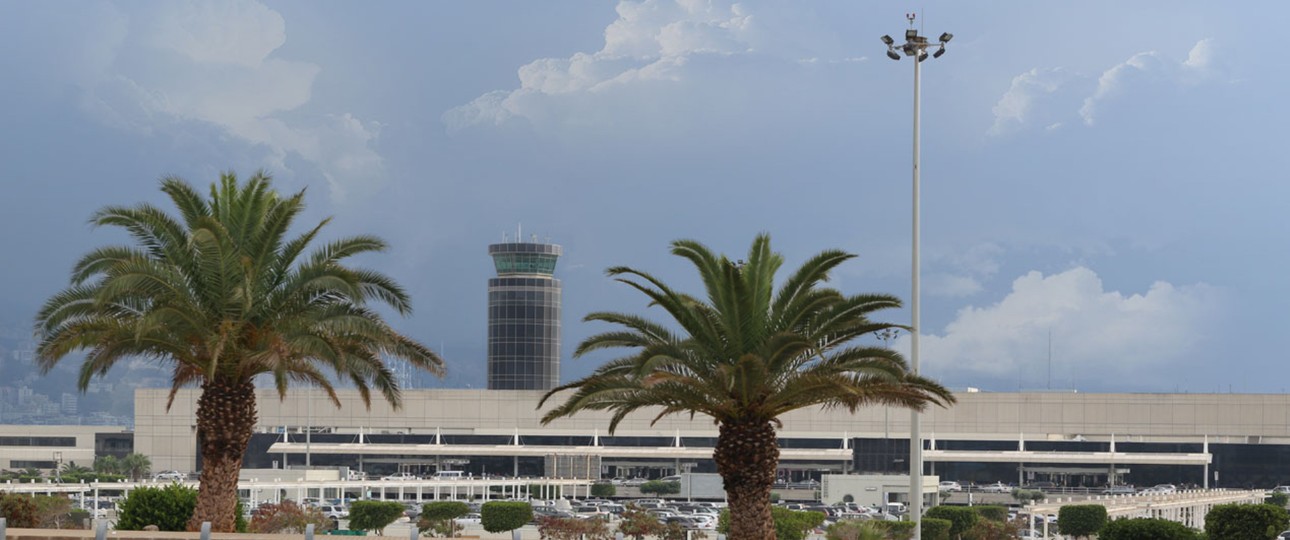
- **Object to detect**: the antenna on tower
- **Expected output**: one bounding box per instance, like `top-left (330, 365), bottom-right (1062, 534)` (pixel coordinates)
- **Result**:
top-left (517, 223), bottom-right (522, 242)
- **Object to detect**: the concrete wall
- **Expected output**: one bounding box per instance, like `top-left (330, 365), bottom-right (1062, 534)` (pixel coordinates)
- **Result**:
top-left (135, 388), bottom-right (1290, 473)
top-left (0, 425), bottom-right (126, 471)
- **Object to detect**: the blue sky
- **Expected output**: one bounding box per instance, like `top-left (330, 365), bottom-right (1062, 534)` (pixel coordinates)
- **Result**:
top-left (1, 1), bottom-right (1286, 394)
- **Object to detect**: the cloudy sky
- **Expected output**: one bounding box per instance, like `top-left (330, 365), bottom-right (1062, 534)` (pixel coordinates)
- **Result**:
top-left (1, 1), bottom-right (1284, 394)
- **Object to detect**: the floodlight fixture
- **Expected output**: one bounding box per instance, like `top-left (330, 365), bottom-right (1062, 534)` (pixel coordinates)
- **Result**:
top-left (933, 47), bottom-right (946, 59)
top-left (940, 32), bottom-right (953, 43)
top-left (887, 50), bottom-right (901, 61)
top-left (881, 35), bottom-right (895, 45)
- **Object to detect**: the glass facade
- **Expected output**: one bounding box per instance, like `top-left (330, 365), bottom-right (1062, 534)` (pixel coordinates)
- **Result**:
top-left (488, 242), bottom-right (562, 390)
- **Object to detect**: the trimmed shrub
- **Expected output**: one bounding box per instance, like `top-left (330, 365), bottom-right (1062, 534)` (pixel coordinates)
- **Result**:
top-left (925, 505), bottom-right (980, 539)
top-left (922, 518), bottom-right (953, 540)
top-left (250, 500), bottom-right (334, 534)
top-left (824, 520), bottom-right (886, 540)
top-left (1057, 505), bottom-right (1107, 538)
top-left (1011, 489), bottom-right (1046, 504)
top-left (617, 505), bottom-right (665, 539)
top-left (965, 518), bottom-right (1018, 540)
top-left (828, 521), bottom-right (935, 540)
top-left (773, 507), bottom-right (826, 540)
top-left (872, 521), bottom-right (917, 540)
top-left (1205, 503), bottom-right (1289, 540)
top-left (480, 501), bottom-right (532, 533)
top-left (590, 483), bottom-right (616, 498)
top-left (419, 501), bottom-right (469, 538)
top-left (0, 494), bottom-right (41, 528)
top-left (535, 515), bottom-right (613, 540)
top-left (973, 505), bottom-right (1009, 522)
top-left (348, 500), bottom-right (405, 535)
top-left (716, 507), bottom-right (824, 540)
top-left (1271, 493), bottom-right (1290, 508)
top-left (235, 499), bottom-right (248, 533)
top-left (115, 484), bottom-right (198, 531)
top-left (638, 480), bottom-right (680, 495)
top-left (1101, 518), bottom-right (1199, 540)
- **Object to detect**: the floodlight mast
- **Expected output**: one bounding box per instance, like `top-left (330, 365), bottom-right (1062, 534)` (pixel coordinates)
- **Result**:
top-left (881, 13), bottom-right (950, 540)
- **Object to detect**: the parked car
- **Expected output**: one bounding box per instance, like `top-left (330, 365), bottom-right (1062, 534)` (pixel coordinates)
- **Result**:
top-left (402, 502), bottom-right (422, 519)
top-left (979, 482), bottom-right (1011, 493)
top-left (1102, 485), bottom-right (1136, 495)
top-left (456, 513), bottom-right (482, 525)
top-left (153, 470), bottom-right (187, 481)
top-left (1273, 486), bottom-right (1290, 495)
top-left (318, 505), bottom-right (349, 520)
top-left (939, 481), bottom-right (963, 492)
top-left (380, 472), bottom-right (418, 481)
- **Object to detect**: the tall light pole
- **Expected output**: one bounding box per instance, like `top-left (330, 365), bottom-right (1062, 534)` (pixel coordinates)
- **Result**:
top-left (883, 14), bottom-right (951, 539)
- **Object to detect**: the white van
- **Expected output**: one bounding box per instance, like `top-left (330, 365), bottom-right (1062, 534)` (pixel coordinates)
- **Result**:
top-left (434, 470), bottom-right (466, 479)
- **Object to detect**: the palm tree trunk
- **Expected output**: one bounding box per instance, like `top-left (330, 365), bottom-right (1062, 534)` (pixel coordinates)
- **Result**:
top-left (715, 419), bottom-right (780, 540)
top-left (187, 377), bottom-right (257, 532)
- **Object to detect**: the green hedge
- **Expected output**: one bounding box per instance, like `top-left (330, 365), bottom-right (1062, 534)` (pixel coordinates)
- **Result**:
top-left (921, 518), bottom-right (952, 540)
top-left (1272, 493), bottom-right (1290, 508)
top-left (590, 483), bottom-right (616, 498)
top-left (419, 500), bottom-right (470, 537)
top-left (421, 501), bottom-right (470, 521)
top-left (348, 501), bottom-right (405, 534)
top-left (1057, 505), bottom-right (1107, 538)
top-left (638, 480), bottom-right (680, 495)
top-left (870, 520), bottom-right (917, 540)
top-left (972, 505), bottom-right (1009, 522)
top-left (1205, 503), bottom-right (1289, 540)
top-left (717, 507), bottom-right (825, 540)
top-left (480, 501), bottom-right (532, 533)
top-left (1100, 518), bottom-right (1199, 540)
top-left (925, 506), bottom-right (979, 538)
top-left (0, 494), bottom-right (40, 528)
top-left (115, 484), bottom-right (198, 531)
top-left (772, 507), bottom-right (825, 540)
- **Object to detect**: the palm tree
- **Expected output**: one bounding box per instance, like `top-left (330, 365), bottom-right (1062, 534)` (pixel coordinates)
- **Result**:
top-left (540, 235), bottom-right (955, 540)
top-left (93, 455), bottom-right (120, 475)
top-left (35, 172), bottom-right (444, 531)
top-left (121, 453), bottom-right (152, 482)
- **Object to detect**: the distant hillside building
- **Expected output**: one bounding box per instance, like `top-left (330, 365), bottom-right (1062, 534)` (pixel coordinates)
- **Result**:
top-left (487, 239), bottom-right (562, 390)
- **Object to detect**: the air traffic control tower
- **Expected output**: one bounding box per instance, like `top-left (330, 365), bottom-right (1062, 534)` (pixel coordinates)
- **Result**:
top-left (487, 239), bottom-right (562, 390)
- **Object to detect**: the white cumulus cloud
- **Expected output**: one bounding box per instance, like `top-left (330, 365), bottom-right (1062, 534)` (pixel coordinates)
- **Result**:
top-left (989, 68), bottom-right (1078, 136)
top-left (1080, 39), bottom-right (1222, 126)
top-left (902, 267), bottom-right (1224, 384)
top-left (77, 0), bottom-right (382, 202)
top-left (444, 0), bottom-right (849, 137)
top-left (990, 39), bottom-right (1223, 134)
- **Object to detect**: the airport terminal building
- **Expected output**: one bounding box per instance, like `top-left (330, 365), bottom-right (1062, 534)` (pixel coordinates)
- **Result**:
top-left (132, 388), bottom-right (1290, 489)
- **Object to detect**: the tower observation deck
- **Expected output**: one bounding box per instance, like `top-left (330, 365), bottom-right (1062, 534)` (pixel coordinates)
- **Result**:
top-left (487, 240), bottom-right (562, 390)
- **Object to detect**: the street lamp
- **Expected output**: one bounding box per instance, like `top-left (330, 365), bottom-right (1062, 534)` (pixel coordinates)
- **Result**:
top-left (882, 13), bottom-right (951, 540)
